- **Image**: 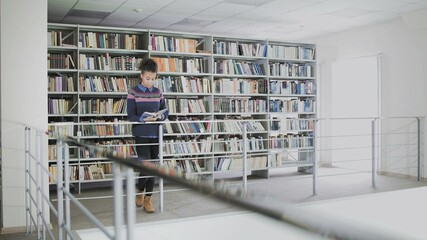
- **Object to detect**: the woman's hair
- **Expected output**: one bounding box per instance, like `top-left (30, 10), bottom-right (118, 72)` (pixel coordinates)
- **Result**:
top-left (138, 58), bottom-right (158, 73)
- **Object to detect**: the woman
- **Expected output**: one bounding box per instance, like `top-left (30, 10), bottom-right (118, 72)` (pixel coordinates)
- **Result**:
top-left (126, 58), bottom-right (168, 213)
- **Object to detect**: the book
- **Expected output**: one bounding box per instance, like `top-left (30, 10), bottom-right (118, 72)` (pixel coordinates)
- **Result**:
top-left (142, 108), bottom-right (167, 121)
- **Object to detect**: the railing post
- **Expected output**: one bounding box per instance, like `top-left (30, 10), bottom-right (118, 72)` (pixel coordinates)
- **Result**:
top-left (39, 130), bottom-right (47, 240)
top-left (159, 124), bottom-right (164, 213)
top-left (313, 120), bottom-right (318, 196)
top-left (417, 117), bottom-right (421, 182)
top-left (242, 122), bottom-right (248, 193)
top-left (126, 166), bottom-right (135, 240)
top-left (24, 127), bottom-right (31, 234)
top-left (57, 139), bottom-right (64, 240)
top-left (371, 119), bottom-right (376, 188)
top-left (64, 143), bottom-right (71, 240)
top-left (113, 162), bottom-right (124, 240)
top-left (77, 130), bottom-right (82, 195)
top-left (35, 131), bottom-right (41, 240)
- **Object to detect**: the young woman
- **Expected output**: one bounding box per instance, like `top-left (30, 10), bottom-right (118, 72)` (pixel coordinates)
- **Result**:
top-left (126, 58), bottom-right (168, 213)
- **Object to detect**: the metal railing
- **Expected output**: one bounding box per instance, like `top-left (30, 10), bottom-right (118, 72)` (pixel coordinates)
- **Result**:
top-left (24, 116), bottom-right (424, 240)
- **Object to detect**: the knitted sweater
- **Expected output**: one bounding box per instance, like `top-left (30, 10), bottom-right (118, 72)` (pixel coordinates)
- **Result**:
top-left (127, 84), bottom-right (168, 138)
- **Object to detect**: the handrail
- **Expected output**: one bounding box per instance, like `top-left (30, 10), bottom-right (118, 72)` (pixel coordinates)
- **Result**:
top-left (52, 133), bottom-right (407, 240)
top-left (23, 115), bottom-right (424, 240)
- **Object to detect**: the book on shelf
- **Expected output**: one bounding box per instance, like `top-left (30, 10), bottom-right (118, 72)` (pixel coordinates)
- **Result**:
top-left (48, 23), bottom-right (316, 181)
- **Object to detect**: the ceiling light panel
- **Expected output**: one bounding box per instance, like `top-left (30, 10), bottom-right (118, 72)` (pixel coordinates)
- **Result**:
top-left (63, 16), bottom-right (102, 25)
top-left (68, 9), bottom-right (111, 18)
top-left (74, 1), bottom-right (121, 12)
top-left (106, 12), bottom-right (149, 21)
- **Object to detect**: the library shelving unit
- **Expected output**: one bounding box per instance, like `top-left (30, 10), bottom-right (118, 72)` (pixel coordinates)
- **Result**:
top-left (267, 41), bottom-right (316, 175)
top-left (47, 23), bottom-right (317, 187)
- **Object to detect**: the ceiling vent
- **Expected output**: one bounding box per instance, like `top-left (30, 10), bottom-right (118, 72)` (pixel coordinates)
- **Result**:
top-left (67, 9), bottom-right (111, 19)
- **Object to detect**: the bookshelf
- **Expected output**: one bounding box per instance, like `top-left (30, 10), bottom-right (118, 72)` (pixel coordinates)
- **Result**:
top-left (47, 23), bottom-right (317, 186)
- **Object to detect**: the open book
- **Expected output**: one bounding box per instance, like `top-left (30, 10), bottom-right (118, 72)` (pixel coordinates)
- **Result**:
top-left (142, 108), bottom-right (167, 121)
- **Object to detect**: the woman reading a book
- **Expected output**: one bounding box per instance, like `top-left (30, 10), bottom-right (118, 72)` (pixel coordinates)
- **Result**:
top-left (127, 58), bottom-right (168, 213)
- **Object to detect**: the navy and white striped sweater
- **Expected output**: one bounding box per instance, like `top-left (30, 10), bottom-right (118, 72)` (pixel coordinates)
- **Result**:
top-left (127, 84), bottom-right (168, 138)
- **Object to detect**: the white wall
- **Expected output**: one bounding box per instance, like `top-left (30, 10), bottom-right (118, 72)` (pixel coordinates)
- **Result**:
top-left (314, 11), bottom-right (427, 176)
top-left (1, 0), bottom-right (47, 231)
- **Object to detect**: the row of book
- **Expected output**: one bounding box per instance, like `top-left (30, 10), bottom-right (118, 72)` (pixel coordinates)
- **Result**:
top-left (165, 118), bottom-right (266, 134)
top-left (79, 54), bottom-right (142, 71)
top-left (48, 98), bottom-right (74, 115)
top-left (79, 32), bottom-right (143, 50)
top-left (48, 53), bottom-right (75, 69)
top-left (213, 98), bottom-right (268, 113)
top-left (267, 45), bottom-right (315, 60)
top-left (80, 139), bottom-right (136, 159)
top-left (213, 40), bottom-right (267, 57)
top-left (213, 78), bottom-right (268, 94)
top-left (163, 159), bottom-right (203, 173)
top-left (269, 99), bottom-right (316, 113)
top-left (158, 76), bottom-right (211, 94)
top-left (48, 30), bottom-right (74, 47)
top-left (79, 76), bottom-right (139, 93)
top-left (269, 80), bottom-right (316, 95)
top-left (166, 98), bottom-right (208, 114)
top-left (80, 98), bottom-right (127, 114)
top-left (270, 118), bottom-right (314, 132)
top-left (214, 60), bottom-right (265, 76)
top-left (48, 122), bottom-right (75, 138)
top-left (150, 35), bottom-right (198, 53)
top-left (213, 120), bottom-right (265, 133)
top-left (164, 120), bottom-right (212, 134)
top-left (213, 136), bottom-right (265, 153)
top-left (48, 75), bottom-right (75, 92)
top-left (270, 134), bottom-right (314, 149)
top-left (152, 57), bottom-right (206, 73)
top-left (48, 163), bottom-right (112, 183)
top-left (80, 119), bottom-right (132, 137)
top-left (214, 156), bottom-right (268, 171)
top-left (270, 62), bottom-right (313, 78)
top-left (163, 138), bottom-right (212, 155)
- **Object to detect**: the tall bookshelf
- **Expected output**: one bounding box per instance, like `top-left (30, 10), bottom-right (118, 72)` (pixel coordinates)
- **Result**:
top-left (47, 23), bottom-right (317, 186)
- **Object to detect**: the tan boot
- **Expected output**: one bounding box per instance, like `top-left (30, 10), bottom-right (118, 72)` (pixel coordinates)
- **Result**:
top-left (143, 195), bottom-right (155, 213)
top-left (135, 192), bottom-right (143, 208)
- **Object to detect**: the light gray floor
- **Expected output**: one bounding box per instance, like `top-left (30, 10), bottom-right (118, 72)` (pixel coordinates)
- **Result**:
top-left (3, 167), bottom-right (427, 240)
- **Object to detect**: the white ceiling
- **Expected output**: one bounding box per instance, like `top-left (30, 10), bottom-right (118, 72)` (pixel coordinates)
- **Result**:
top-left (48, 0), bottom-right (427, 41)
